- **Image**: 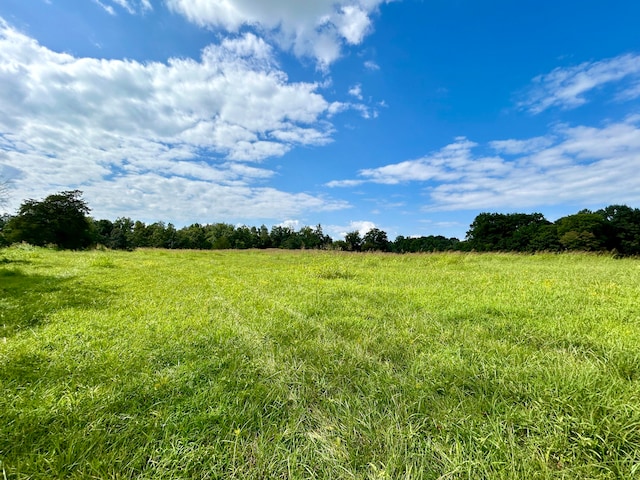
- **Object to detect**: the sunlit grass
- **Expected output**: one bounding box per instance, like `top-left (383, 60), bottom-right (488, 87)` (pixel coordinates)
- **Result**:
top-left (1, 247), bottom-right (639, 478)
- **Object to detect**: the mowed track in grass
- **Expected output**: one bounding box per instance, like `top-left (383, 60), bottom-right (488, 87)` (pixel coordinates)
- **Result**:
top-left (1, 246), bottom-right (640, 479)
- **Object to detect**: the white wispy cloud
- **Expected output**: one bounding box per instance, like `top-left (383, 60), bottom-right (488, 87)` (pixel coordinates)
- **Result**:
top-left (519, 53), bottom-right (640, 113)
top-left (327, 117), bottom-right (640, 210)
top-left (0, 19), bottom-right (350, 222)
top-left (489, 136), bottom-right (554, 155)
top-left (348, 83), bottom-right (363, 100)
top-left (166, 0), bottom-right (388, 68)
top-left (364, 60), bottom-right (380, 71)
top-left (95, 0), bottom-right (152, 15)
top-left (93, 0), bottom-right (116, 16)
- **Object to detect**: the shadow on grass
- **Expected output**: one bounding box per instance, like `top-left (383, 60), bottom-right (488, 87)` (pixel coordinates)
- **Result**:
top-left (0, 267), bottom-right (112, 338)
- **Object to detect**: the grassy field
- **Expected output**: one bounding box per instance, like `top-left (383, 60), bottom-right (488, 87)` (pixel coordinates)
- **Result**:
top-left (1, 246), bottom-right (640, 479)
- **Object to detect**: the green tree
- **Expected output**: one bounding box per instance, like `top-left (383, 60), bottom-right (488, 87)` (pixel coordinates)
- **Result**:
top-left (362, 228), bottom-right (390, 251)
top-left (466, 212), bottom-right (551, 252)
top-left (177, 223), bottom-right (210, 250)
top-left (0, 214), bottom-right (11, 247)
top-left (344, 231), bottom-right (362, 252)
top-left (256, 225), bottom-right (272, 249)
top-left (596, 205), bottom-right (640, 255)
top-left (110, 217), bottom-right (135, 250)
top-left (146, 222), bottom-right (168, 248)
top-left (132, 221), bottom-right (150, 248)
top-left (5, 190), bottom-right (92, 249)
top-left (392, 235), bottom-right (460, 253)
top-left (231, 225), bottom-right (256, 249)
top-left (270, 225), bottom-right (298, 249)
top-left (555, 211), bottom-right (607, 251)
top-left (206, 223), bottom-right (235, 249)
top-left (92, 219), bottom-right (114, 247)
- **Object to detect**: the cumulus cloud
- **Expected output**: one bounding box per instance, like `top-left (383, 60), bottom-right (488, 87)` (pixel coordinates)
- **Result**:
top-left (0, 19), bottom-right (350, 221)
top-left (348, 83), bottom-right (363, 100)
top-left (519, 53), bottom-right (640, 113)
top-left (166, 0), bottom-right (388, 67)
top-left (326, 220), bottom-right (377, 239)
top-left (327, 117), bottom-right (640, 210)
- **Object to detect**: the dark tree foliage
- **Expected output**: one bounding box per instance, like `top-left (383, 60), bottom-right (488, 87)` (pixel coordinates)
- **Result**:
top-left (555, 211), bottom-right (607, 252)
top-left (344, 231), bottom-right (363, 252)
top-left (0, 214), bottom-right (12, 247)
top-left (176, 223), bottom-right (210, 250)
top-left (596, 205), bottom-right (640, 255)
top-left (466, 212), bottom-right (551, 252)
top-left (6, 190), bottom-right (92, 249)
top-left (463, 206), bottom-right (640, 255)
top-left (392, 235), bottom-right (460, 253)
top-left (362, 228), bottom-right (390, 252)
top-left (92, 219), bottom-right (113, 246)
top-left (109, 217), bottom-right (135, 250)
top-left (5, 190), bottom-right (636, 256)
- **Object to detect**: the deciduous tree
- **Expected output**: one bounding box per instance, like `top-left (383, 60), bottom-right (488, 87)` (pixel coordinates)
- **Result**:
top-left (5, 190), bottom-right (92, 249)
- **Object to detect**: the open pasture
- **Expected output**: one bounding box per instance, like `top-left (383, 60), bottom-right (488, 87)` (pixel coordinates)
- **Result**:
top-left (1, 247), bottom-right (640, 479)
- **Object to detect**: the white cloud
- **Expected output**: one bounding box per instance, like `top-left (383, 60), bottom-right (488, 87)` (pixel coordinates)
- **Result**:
top-left (490, 136), bottom-right (554, 155)
top-left (276, 219), bottom-right (301, 230)
top-left (327, 220), bottom-right (376, 239)
top-left (327, 117), bottom-right (640, 211)
top-left (95, 0), bottom-right (152, 15)
top-left (326, 179), bottom-right (365, 188)
top-left (519, 53), bottom-right (640, 113)
top-left (364, 60), bottom-right (380, 71)
top-left (166, 0), bottom-right (388, 67)
top-left (348, 83), bottom-right (363, 100)
top-left (617, 81), bottom-right (640, 101)
top-left (0, 19), bottom-right (350, 221)
top-left (93, 0), bottom-right (116, 15)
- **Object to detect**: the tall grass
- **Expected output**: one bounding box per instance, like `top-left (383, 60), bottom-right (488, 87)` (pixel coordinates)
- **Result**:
top-left (1, 247), bottom-right (639, 478)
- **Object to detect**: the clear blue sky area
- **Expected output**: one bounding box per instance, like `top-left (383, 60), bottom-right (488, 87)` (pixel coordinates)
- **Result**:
top-left (1, 0), bottom-right (639, 239)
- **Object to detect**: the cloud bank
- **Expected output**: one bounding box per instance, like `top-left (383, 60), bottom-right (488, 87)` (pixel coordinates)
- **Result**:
top-left (166, 0), bottom-right (389, 67)
top-left (0, 19), bottom-right (349, 222)
top-left (328, 117), bottom-right (640, 211)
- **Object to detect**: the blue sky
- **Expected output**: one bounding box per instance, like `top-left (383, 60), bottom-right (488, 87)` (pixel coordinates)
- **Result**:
top-left (1, 0), bottom-right (640, 240)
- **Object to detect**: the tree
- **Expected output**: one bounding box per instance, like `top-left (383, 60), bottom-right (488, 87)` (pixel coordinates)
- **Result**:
top-left (270, 225), bottom-right (298, 249)
top-left (177, 223), bottom-right (210, 250)
top-left (555, 211), bottom-right (607, 251)
top-left (256, 225), bottom-right (272, 249)
top-left (206, 223), bottom-right (235, 249)
top-left (0, 214), bottom-right (11, 247)
top-left (5, 190), bottom-right (92, 249)
top-left (362, 228), bottom-right (390, 251)
top-left (92, 218), bottom-right (114, 247)
top-left (110, 217), bottom-right (135, 250)
top-left (344, 231), bottom-right (362, 252)
top-left (466, 212), bottom-right (550, 252)
top-left (596, 205), bottom-right (640, 255)
top-left (392, 235), bottom-right (460, 253)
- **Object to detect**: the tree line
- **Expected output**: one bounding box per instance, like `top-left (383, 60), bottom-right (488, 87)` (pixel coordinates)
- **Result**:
top-left (1, 190), bottom-right (639, 255)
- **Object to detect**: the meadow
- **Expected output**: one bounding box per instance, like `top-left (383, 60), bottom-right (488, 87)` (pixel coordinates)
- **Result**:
top-left (1, 246), bottom-right (639, 479)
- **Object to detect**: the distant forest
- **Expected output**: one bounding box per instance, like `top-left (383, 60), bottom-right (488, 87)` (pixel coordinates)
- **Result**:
top-left (1, 190), bottom-right (640, 256)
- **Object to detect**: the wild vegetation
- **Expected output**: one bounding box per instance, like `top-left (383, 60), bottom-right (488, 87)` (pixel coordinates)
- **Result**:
top-left (2, 246), bottom-right (639, 478)
top-left (2, 191), bottom-right (640, 255)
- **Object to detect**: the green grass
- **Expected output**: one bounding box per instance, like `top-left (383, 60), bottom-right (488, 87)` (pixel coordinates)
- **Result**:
top-left (1, 246), bottom-right (640, 479)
